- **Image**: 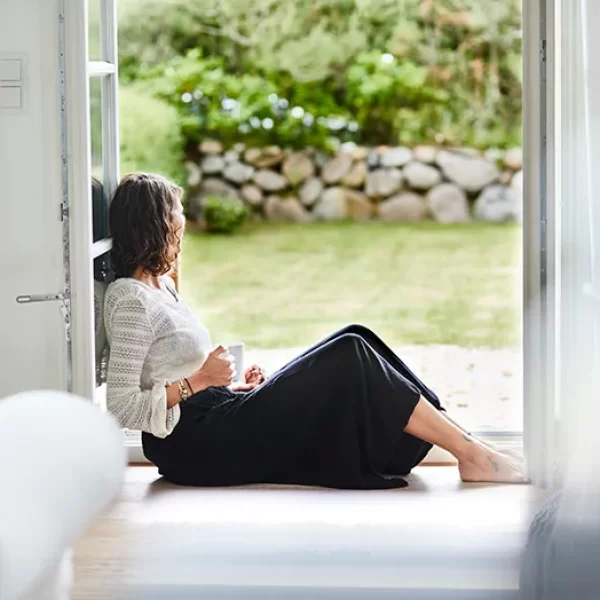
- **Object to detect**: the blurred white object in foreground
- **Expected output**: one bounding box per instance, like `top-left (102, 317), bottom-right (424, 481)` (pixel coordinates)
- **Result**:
top-left (0, 391), bottom-right (125, 600)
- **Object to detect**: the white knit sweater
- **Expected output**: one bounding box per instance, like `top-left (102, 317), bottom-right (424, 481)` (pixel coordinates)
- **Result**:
top-left (104, 276), bottom-right (212, 438)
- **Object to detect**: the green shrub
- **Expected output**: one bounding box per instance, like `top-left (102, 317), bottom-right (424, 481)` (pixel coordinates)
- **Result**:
top-left (119, 0), bottom-right (523, 150)
top-left (145, 49), bottom-right (346, 151)
top-left (119, 85), bottom-right (185, 184)
top-left (203, 196), bottom-right (248, 234)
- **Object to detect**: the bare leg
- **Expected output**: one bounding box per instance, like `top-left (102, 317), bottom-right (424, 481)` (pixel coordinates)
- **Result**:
top-left (404, 398), bottom-right (526, 483)
top-left (439, 412), bottom-right (493, 450)
top-left (440, 412), bottom-right (523, 462)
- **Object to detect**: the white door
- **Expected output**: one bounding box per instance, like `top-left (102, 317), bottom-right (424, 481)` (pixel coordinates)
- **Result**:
top-left (0, 0), bottom-right (68, 397)
top-left (0, 0), bottom-right (118, 401)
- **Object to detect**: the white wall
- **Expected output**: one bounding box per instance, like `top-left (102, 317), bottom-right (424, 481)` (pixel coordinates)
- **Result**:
top-left (0, 0), bottom-right (67, 396)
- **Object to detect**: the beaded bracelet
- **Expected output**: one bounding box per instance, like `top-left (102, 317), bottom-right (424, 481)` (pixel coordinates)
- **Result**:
top-left (178, 379), bottom-right (189, 403)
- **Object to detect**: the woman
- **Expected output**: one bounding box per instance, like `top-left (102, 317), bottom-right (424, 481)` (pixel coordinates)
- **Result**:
top-left (105, 173), bottom-right (524, 489)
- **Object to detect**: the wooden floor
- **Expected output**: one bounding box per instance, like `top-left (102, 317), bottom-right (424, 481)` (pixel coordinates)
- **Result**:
top-left (72, 466), bottom-right (546, 600)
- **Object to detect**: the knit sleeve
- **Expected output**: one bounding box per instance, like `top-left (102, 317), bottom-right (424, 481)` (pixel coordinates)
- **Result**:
top-left (105, 293), bottom-right (180, 438)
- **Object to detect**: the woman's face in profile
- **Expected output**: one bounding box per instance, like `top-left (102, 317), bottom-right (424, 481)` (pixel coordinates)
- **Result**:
top-left (169, 206), bottom-right (185, 265)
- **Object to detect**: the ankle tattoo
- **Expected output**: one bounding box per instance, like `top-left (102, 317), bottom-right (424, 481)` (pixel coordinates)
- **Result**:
top-left (487, 455), bottom-right (500, 472)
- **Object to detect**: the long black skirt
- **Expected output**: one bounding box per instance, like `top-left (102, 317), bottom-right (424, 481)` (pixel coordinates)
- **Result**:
top-left (142, 324), bottom-right (444, 490)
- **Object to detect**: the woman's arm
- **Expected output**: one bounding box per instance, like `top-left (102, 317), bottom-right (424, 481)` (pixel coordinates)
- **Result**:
top-left (164, 369), bottom-right (210, 408)
top-left (106, 294), bottom-right (182, 438)
top-left (170, 346), bottom-right (236, 404)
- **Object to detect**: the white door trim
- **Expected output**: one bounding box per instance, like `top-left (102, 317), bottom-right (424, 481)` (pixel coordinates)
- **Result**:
top-left (63, 0), bottom-right (95, 400)
top-left (64, 0), bottom-right (120, 401)
top-left (522, 0), bottom-right (561, 488)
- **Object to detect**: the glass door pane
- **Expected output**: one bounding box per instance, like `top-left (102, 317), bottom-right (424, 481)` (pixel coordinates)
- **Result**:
top-left (90, 76), bottom-right (109, 243)
top-left (88, 0), bottom-right (103, 61)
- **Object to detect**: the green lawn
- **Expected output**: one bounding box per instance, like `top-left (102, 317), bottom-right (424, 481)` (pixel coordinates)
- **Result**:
top-left (180, 222), bottom-right (522, 349)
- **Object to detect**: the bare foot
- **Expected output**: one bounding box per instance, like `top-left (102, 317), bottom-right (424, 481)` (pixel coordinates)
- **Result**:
top-left (458, 438), bottom-right (527, 484)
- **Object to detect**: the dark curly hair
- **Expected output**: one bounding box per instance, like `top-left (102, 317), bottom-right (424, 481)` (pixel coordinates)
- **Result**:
top-left (109, 173), bottom-right (183, 279)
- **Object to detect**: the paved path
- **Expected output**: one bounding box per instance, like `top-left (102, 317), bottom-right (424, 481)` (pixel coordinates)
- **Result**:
top-left (245, 346), bottom-right (523, 433)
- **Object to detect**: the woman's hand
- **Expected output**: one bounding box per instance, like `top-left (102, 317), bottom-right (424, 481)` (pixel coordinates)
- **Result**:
top-left (229, 365), bottom-right (268, 392)
top-left (230, 381), bottom-right (259, 392)
top-left (189, 345), bottom-right (236, 391)
top-left (244, 364), bottom-right (268, 386)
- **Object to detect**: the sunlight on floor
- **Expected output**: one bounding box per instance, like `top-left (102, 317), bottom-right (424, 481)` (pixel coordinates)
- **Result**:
top-left (73, 467), bottom-right (544, 599)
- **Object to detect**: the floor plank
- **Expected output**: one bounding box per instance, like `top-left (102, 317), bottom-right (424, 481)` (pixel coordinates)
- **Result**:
top-left (72, 466), bottom-right (546, 599)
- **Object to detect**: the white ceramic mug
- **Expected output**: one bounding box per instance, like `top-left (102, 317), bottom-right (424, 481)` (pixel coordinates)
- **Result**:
top-left (225, 342), bottom-right (245, 383)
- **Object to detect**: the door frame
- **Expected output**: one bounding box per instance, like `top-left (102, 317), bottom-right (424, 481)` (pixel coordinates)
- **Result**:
top-left (63, 0), bottom-right (557, 476)
top-left (523, 0), bottom-right (561, 488)
top-left (63, 0), bottom-right (93, 400)
top-left (63, 0), bottom-right (119, 401)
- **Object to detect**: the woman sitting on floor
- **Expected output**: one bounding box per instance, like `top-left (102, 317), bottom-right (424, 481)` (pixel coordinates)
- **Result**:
top-left (104, 172), bottom-right (525, 489)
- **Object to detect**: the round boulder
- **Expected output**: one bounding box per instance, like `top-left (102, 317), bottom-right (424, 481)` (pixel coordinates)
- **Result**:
top-left (413, 145), bottom-right (438, 164)
top-left (403, 162), bottom-right (442, 191)
top-left (223, 162), bottom-right (254, 185)
top-left (223, 150), bottom-right (240, 164)
top-left (473, 185), bottom-right (520, 223)
top-left (436, 150), bottom-right (499, 193)
top-left (366, 148), bottom-right (380, 169)
top-left (341, 161), bottom-right (368, 188)
top-left (426, 183), bottom-right (470, 223)
top-left (352, 146), bottom-right (369, 161)
top-left (365, 168), bottom-right (403, 198)
top-left (199, 139), bottom-right (223, 155)
top-left (244, 146), bottom-right (284, 168)
top-left (378, 192), bottom-right (428, 222)
top-left (298, 177), bottom-right (323, 207)
top-left (321, 153), bottom-right (353, 184)
top-left (504, 147), bottom-right (523, 171)
top-left (313, 187), bottom-right (372, 221)
top-left (282, 152), bottom-right (315, 185)
top-left (240, 184), bottom-right (264, 207)
top-left (253, 169), bottom-right (288, 192)
top-left (380, 146), bottom-right (413, 168)
top-left (200, 155), bottom-right (226, 175)
top-left (264, 196), bottom-right (311, 223)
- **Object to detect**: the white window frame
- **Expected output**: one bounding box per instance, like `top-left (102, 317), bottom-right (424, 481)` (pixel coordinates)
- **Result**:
top-left (521, 0), bottom-right (561, 487)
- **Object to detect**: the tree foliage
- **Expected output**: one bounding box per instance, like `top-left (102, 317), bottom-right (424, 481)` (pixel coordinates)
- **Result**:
top-left (119, 85), bottom-right (186, 183)
top-left (118, 0), bottom-right (522, 150)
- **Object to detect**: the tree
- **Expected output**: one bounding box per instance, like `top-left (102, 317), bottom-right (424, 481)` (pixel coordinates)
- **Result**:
top-left (118, 0), bottom-right (522, 149)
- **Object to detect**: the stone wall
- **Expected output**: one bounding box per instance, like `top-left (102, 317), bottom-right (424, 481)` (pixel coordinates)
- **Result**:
top-left (185, 140), bottom-right (523, 224)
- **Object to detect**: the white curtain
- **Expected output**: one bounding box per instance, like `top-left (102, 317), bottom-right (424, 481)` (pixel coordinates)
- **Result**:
top-left (520, 2), bottom-right (600, 596)
top-left (557, 0), bottom-right (599, 485)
